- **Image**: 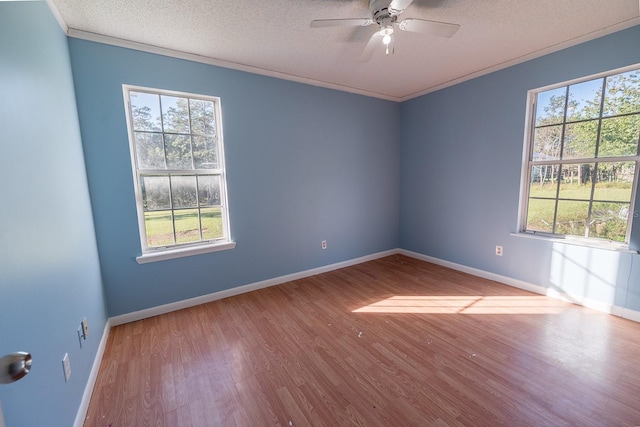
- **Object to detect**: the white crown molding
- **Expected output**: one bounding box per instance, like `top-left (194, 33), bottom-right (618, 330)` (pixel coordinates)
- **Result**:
top-left (400, 17), bottom-right (640, 102)
top-left (44, 1), bottom-right (640, 103)
top-left (65, 28), bottom-right (401, 103)
top-left (44, 0), bottom-right (68, 34)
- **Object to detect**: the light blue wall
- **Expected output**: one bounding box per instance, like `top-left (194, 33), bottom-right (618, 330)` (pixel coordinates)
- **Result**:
top-left (400, 25), bottom-right (640, 311)
top-left (0, 2), bottom-right (107, 426)
top-left (0, 3), bottom-right (636, 423)
top-left (68, 40), bottom-right (400, 316)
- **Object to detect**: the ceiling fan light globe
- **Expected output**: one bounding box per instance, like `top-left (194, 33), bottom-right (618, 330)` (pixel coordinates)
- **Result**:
top-left (382, 34), bottom-right (392, 45)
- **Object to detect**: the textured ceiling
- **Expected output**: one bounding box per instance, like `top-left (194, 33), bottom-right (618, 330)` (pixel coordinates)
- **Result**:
top-left (49, 0), bottom-right (639, 101)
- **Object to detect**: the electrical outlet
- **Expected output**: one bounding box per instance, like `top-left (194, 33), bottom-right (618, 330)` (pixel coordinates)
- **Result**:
top-left (81, 317), bottom-right (89, 339)
top-left (62, 353), bottom-right (71, 382)
top-left (321, 240), bottom-right (327, 250)
top-left (495, 245), bottom-right (503, 256)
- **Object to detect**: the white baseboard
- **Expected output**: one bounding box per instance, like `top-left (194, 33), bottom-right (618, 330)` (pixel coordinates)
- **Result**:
top-left (110, 249), bottom-right (399, 326)
top-left (74, 319), bottom-right (111, 427)
top-left (615, 306), bottom-right (640, 323)
top-left (78, 247), bottom-right (639, 425)
top-left (110, 247), bottom-right (640, 326)
top-left (74, 247), bottom-right (639, 427)
top-left (399, 249), bottom-right (640, 323)
top-left (398, 249), bottom-right (548, 295)
top-left (76, 250), bottom-right (396, 425)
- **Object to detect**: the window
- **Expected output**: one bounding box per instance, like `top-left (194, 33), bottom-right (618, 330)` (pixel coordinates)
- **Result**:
top-left (520, 65), bottom-right (640, 246)
top-left (123, 86), bottom-right (233, 262)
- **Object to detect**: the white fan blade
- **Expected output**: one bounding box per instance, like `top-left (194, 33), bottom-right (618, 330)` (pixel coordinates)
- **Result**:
top-left (398, 18), bottom-right (460, 38)
top-left (389, 0), bottom-right (415, 14)
top-left (358, 32), bottom-right (384, 62)
top-left (310, 18), bottom-right (373, 28)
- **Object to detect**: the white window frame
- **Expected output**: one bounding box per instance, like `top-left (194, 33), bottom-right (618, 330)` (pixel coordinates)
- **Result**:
top-left (517, 64), bottom-right (640, 251)
top-left (123, 85), bottom-right (235, 263)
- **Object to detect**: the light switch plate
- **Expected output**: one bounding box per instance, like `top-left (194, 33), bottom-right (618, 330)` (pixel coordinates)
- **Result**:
top-left (81, 317), bottom-right (89, 339)
top-left (62, 353), bottom-right (71, 382)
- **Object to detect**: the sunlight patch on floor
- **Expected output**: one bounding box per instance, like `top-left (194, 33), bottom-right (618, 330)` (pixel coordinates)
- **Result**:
top-left (353, 295), bottom-right (568, 314)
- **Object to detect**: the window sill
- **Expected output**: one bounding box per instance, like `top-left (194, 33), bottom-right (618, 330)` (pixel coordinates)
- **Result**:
top-left (136, 241), bottom-right (236, 264)
top-left (511, 232), bottom-right (637, 254)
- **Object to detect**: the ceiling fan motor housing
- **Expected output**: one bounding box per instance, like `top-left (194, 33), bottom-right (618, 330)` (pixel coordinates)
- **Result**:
top-left (310, 0), bottom-right (460, 62)
top-left (371, 0), bottom-right (405, 17)
top-left (370, 0), bottom-right (397, 28)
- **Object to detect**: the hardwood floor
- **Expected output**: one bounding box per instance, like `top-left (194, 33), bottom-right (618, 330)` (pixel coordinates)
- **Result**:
top-left (84, 255), bottom-right (640, 426)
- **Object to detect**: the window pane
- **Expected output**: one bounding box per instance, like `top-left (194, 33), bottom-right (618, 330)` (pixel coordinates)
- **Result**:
top-left (144, 210), bottom-right (175, 247)
top-left (171, 175), bottom-right (197, 208)
top-left (566, 78), bottom-right (602, 121)
top-left (141, 176), bottom-right (171, 210)
top-left (190, 99), bottom-right (216, 137)
top-left (126, 87), bottom-right (230, 253)
top-left (135, 132), bottom-right (165, 169)
top-left (533, 125), bottom-right (562, 160)
top-left (558, 163), bottom-right (593, 200)
top-left (161, 95), bottom-right (190, 134)
top-left (598, 115), bottom-right (640, 157)
top-left (197, 175), bottom-right (221, 206)
top-left (529, 164), bottom-right (558, 195)
top-left (535, 87), bottom-right (566, 126)
top-left (524, 68), bottom-right (639, 244)
top-left (201, 207), bottom-right (223, 240)
top-left (589, 202), bottom-right (629, 242)
top-left (555, 200), bottom-right (589, 237)
top-left (130, 92), bottom-right (161, 131)
top-left (604, 70), bottom-right (640, 116)
top-left (174, 209), bottom-right (201, 244)
top-left (593, 162), bottom-right (635, 202)
top-left (563, 120), bottom-right (597, 159)
top-left (164, 135), bottom-right (193, 169)
top-left (526, 198), bottom-right (555, 233)
top-left (193, 136), bottom-right (218, 169)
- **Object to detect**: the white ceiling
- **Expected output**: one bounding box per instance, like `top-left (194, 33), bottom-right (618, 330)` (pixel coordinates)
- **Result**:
top-left (49, 0), bottom-right (640, 101)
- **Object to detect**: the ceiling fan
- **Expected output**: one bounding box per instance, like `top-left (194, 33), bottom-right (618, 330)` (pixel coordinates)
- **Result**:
top-left (310, 0), bottom-right (460, 61)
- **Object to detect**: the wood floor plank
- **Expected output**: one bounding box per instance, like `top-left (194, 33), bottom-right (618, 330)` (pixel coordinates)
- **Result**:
top-left (84, 255), bottom-right (640, 426)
